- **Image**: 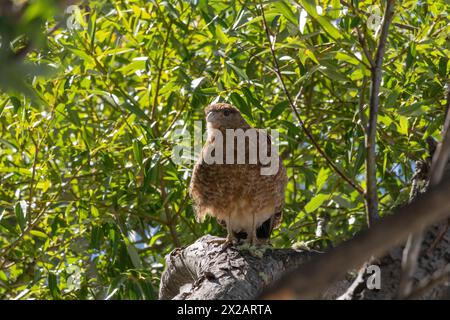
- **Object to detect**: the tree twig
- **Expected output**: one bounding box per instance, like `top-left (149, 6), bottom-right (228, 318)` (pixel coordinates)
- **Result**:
top-left (150, 19), bottom-right (173, 124)
top-left (259, 2), bottom-right (364, 195)
top-left (356, 28), bottom-right (375, 69)
top-left (365, 0), bottom-right (395, 226)
top-left (357, 76), bottom-right (368, 134)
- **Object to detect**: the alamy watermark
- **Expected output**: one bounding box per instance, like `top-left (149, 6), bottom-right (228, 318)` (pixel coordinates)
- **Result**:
top-left (65, 5), bottom-right (84, 31)
top-left (171, 121), bottom-right (281, 176)
top-left (366, 264), bottom-right (381, 290)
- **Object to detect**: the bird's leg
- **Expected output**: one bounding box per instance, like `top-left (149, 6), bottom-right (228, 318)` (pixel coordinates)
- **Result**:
top-left (224, 213), bottom-right (236, 246)
top-left (210, 212), bottom-right (238, 251)
top-left (248, 230), bottom-right (258, 246)
top-left (248, 212), bottom-right (257, 246)
top-left (213, 212), bottom-right (235, 252)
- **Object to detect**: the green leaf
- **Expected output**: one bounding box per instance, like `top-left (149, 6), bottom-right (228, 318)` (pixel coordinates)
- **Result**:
top-left (118, 59), bottom-right (147, 75)
top-left (14, 201), bottom-right (27, 232)
top-left (319, 65), bottom-right (348, 82)
top-left (30, 230), bottom-right (48, 239)
top-left (398, 116), bottom-right (409, 135)
top-left (330, 0), bottom-right (341, 20)
top-left (299, 0), bottom-right (342, 39)
top-left (215, 26), bottom-right (229, 44)
top-left (352, 142), bottom-right (365, 177)
top-left (66, 47), bottom-right (94, 64)
top-left (88, 10), bottom-right (97, 51)
top-left (9, 96), bottom-right (21, 113)
top-left (385, 90), bottom-right (399, 108)
top-left (126, 244), bottom-right (143, 269)
top-left (335, 52), bottom-right (359, 65)
top-left (133, 139), bottom-right (143, 165)
top-left (226, 62), bottom-right (249, 80)
top-left (272, 1), bottom-right (298, 25)
top-left (48, 273), bottom-right (61, 299)
top-left (305, 194), bottom-right (329, 213)
top-left (122, 102), bottom-right (150, 122)
top-left (316, 168), bottom-right (329, 191)
top-left (398, 102), bottom-right (427, 116)
top-left (230, 92), bottom-right (252, 120)
top-left (270, 100), bottom-right (288, 118)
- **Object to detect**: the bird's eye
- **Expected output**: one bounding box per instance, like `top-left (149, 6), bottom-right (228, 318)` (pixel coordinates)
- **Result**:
top-left (223, 110), bottom-right (230, 116)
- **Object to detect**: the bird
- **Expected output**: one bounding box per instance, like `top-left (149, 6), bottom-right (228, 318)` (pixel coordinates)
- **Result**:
top-left (189, 103), bottom-right (288, 246)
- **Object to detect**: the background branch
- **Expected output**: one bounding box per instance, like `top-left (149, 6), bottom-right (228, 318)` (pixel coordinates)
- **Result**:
top-left (259, 2), bottom-right (364, 195)
top-left (365, 0), bottom-right (395, 226)
top-left (258, 177), bottom-right (450, 299)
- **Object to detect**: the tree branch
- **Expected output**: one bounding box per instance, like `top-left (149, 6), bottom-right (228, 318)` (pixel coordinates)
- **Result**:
top-left (365, 0), bottom-right (395, 226)
top-left (259, 2), bottom-right (364, 195)
top-left (258, 177), bottom-right (450, 299)
top-left (159, 235), bottom-right (350, 300)
top-left (151, 19), bottom-right (173, 124)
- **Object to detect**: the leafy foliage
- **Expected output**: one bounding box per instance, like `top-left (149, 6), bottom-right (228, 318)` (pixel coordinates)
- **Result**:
top-left (0, 0), bottom-right (449, 299)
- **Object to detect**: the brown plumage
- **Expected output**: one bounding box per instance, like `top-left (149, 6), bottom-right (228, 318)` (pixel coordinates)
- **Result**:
top-left (189, 103), bottom-right (288, 245)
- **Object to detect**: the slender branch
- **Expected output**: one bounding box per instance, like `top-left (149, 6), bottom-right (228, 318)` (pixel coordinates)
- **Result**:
top-left (259, 177), bottom-right (450, 299)
top-left (159, 169), bottom-right (181, 248)
top-left (28, 135), bottom-right (40, 224)
top-left (151, 20), bottom-right (173, 123)
top-left (365, 0), bottom-right (395, 226)
top-left (356, 28), bottom-right (375, 69)
top-left (0, 206), bottom-right (48, 269)
top-left (398, 83), bottom-right (450, 298)
top-left (445, 83), bottom-right (450, 120)
top-left (162, 96), bottom-right (189, 137)
top-left (429, 85), bottom-right (450, 185)
top-left (337, 262), bottom-right (369, 300)
top-left (357, 76), bottom-right (368, 134)
top-left (259, 3), bottom-right (364, 195)
top-left (392, 22), bottom-right (418, 31)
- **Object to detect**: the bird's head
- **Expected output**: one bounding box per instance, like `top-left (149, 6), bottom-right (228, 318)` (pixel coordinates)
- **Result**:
top-left (204, 103), bottom-right (250, 130)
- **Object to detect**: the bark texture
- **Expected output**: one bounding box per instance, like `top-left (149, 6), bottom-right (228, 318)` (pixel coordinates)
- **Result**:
top-left (159, 235), bottom-right (351, 300)
top-left (159, 147), bottom-right (450, 300)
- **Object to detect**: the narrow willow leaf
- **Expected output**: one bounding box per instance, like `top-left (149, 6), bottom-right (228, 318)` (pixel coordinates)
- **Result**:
top-left (270, 100), bottom-right (288, 119)
top-left (299, 0), bottom-right (342, 39)
top-left (230, 92), bottom-right (252, 120)
top-left (30, 230), bottom-right (48, 239)
top-left (316, 168), bottom-right (329, 191)
top-left (14, 201), bottom-right (27, 231)
top-left (398, 116), bottom-right (409, 135)
top-left (126, 244), bottom-right (143, 269)
top-left (226, 62), bottom-right (249, 81)
top-left (48, 273), bottom-right (61, 299)
top-left (272, 1), bottom-right (298, 25)
top-left (305, 194), bottom-right (329, 213)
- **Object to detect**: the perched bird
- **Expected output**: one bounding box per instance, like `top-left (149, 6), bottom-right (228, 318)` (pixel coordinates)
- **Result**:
top-left (189, 103), bottom-right (288, 245)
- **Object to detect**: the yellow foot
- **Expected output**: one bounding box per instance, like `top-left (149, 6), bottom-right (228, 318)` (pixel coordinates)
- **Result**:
top-left (209, 236), bottom-right (237, 252)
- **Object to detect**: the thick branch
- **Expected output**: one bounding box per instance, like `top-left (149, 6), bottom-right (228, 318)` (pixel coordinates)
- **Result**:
top-left (259, 177), bottom-right (450, 299)
top-left (159, 235), bottom-right (338, 300)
